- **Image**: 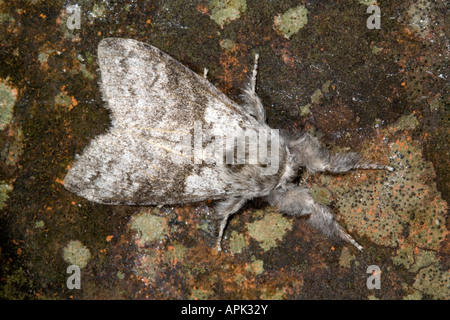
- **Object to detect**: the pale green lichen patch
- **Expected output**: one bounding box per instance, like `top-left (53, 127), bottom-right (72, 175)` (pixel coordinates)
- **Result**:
top-left (34, 220), bottom-right (45, 229)
top-left (130, 210), bottom-right (168, 245)
top-left (246, 257), bottom-right (264, 275)
top-left (429, 98), bottom-right (444, 112)
top-left (260, 288), bottom-right (285, 300)
top-left (163, 242), bottom-right (188, 265)
top-left (190, 287), bottom-right (213, 300)
top-left (358, 0), bottom-right (377, 6)
top-left (0, 182), bottom-right (13, 209)
top-left (310, 186), bottom-right (332, 206)
top-left (219, 38), bottom-right (235, 51)
top-left (209, 0), bottom-right (247, 27)
top-left (299, 104), bottom-right (311, 117)
top-left (54, 91), bottom-right (72, 108)
top-left (334, 131), bottom-right (447, 250)
top-left (388, 113), bottom-right (419, 131)
top-left (338, 247), bottom-right (356, 268)
top-left (62, 240), bottom-right (91, 269)
top-left (247, 210), bottom-right (293, 251)
top-left (88, 3), bottom-right (106, 20)
top-left (135, 251), bottom-right (159, 281)
top-left (411, 264), bottom-right (450, 299)
top-left (1, 126), bottom-right (24, 167)
top-left (273, 5), bottom-right (308, 39)
top-left (328, 127), bottom-right (448, 297)
top-left (407, 0), bottom-right (432, 37)
top-left (299, 80), bottom-right (331, 116)
top-left (228, 230), bottom-right (247, 254)
top-left (395, 249), bottom-right (449, 299)
top-left (0, 79), bottom-right (17, 130)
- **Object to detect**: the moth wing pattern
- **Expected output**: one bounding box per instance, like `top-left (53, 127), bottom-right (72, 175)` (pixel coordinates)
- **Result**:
top-left (64, 38), bottom-right (264, 205)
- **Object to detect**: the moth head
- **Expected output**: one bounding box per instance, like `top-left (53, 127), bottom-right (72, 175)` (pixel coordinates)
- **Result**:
top-left (286, 133), bottom-right (330, 173)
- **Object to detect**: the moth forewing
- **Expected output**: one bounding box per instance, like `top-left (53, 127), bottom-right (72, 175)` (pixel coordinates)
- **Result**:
top-left (64, 38), bottom-right (270, 205)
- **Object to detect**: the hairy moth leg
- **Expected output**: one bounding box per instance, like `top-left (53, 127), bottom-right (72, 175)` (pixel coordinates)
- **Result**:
top-left (215, 197), bottom-right (247, 251)
top-left (241, 53), bottom-right (266, 124)
top-left (266, 185), bottom-right (363, 251)
top-left (290, 133), bottom-right (393, 173)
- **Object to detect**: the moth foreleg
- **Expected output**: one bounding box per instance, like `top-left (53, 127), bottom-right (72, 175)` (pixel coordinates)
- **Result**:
top-left (267, 186), bottom-right (363, 251)
top-left (241, 53), bottom-right (266, 124)
top-left (215, 197), bottom-right (247, 251)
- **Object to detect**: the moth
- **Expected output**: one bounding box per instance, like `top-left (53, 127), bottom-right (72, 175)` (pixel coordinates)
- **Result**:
top-left (64, 38), bottom-right (392, 252)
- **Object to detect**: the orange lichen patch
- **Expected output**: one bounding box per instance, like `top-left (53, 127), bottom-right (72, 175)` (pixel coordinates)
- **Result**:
top-left (55, 178), bottom-right (64, 184)
top-left (39, 13), bottom-right (46, 19)
top-left (106, 235), bottom-right (114, 242)
top-left (69, 96), bottom-right (78, 111)
top-left (217, 41), bottom-right (248, 92)
top-left (196, 3), bottom-right (209, 15)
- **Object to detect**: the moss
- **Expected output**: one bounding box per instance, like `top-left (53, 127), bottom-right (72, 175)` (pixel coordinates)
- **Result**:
top-left (130, 210), bottom-right (168, 245)
top-left (0, 267), bottom-right (34, 300)
top-left (247, 210), bottom-right (293, 252)
top-left (62, 240), bottom-right (91, 269)
top-left (209, 0), bottom-right (247, 27)
top-left (273, 5), bottom-right (308, 39)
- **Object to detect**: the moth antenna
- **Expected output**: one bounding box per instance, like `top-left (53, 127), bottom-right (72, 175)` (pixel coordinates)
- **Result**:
top-left (240, 53), bottom-right (266, 124)
top-left (250, 53), bottom-right (259, 93)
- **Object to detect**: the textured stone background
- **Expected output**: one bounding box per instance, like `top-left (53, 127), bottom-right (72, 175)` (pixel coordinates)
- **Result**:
top-left (0, 0), bottom-right (448, 299)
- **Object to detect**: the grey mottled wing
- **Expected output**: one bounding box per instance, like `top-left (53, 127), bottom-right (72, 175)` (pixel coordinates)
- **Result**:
top-left (64, 38), bottom-right (263, 205)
